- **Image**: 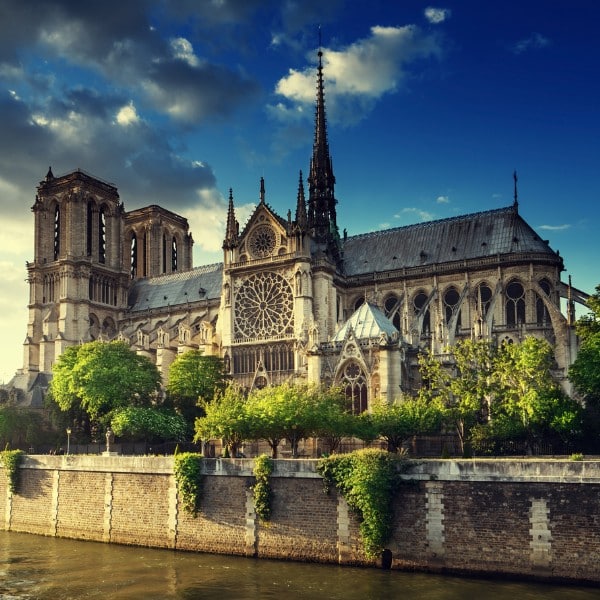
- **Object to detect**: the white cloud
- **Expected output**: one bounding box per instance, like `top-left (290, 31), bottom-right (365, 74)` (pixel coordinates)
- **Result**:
top-left (273, 24), bottom-right (442, 124)
top-left (512, 33), bottom-right (550, 55)
top-left (424, 7), bottom-right (451, 24)
top-left (116, 101), bottom-right (139, 126)
top-left (538, 223), bottom-right (571, 231)
top-left (436, 195), bottom-right (450, 204)
top-left (170, 37), bottom-right (201, 67)
top-left (394, 207), bottom-right (434, 222)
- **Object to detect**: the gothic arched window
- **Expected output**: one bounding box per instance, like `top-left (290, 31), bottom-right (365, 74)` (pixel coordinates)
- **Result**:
top-left (130, 233), bottom-right (137, 279)
top-left (98, 206), bottom-right (106, 264)
top-left (505, 280), bottom-right (525, 327)
top-left (87, 201), bottom-right (94, 256)
top-left (162, 234), bottom-right (167, 274)
top-left (172, 237), bottom-right (178, 271)
top-left (476, 283), bottom-right (493, 318)
top-left (443, 286), bottom-right (462, 328)
top-left (53, 205), bottom-right (60, 260)
top-left (341, 361), bottom-right (368, 414)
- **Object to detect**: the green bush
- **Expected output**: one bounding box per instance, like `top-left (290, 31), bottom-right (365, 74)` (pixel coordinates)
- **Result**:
top-left (253, 454), bottom-right (274, 522)
top-left (173, 452), bottom-right (203, 516)
top-left (570, 452), bottom-right (584, 461)
top-left (317, 448), bottom-right (403, 558)
top-left (1, 449), bottom-right (24, 495)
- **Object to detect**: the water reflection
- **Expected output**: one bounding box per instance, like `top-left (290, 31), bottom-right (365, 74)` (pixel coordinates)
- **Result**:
top-left (0, 531), bottom-right (597, 600)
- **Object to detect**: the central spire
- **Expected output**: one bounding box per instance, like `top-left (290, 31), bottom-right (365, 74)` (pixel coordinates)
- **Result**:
top-left (307, 41), bottom-right (338, 247)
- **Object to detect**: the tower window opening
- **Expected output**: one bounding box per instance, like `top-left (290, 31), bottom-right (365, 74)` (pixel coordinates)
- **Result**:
top-left (53, 205), bottom-right (60, 260)
top-left (172, 237), bottom-right (178, 272)
top-left (98, 207), bottom-right (106, 264)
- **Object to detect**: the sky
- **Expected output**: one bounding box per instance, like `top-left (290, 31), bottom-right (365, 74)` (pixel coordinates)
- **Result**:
top-left (0, 0), bottom-right (598, 383)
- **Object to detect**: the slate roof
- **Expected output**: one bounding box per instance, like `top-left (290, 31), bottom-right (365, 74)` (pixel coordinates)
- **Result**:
top-left (333, 302), bottom-right (399, 342)
top-left (341, 205), bottom-right (560, 276)
top-left (127, 262), bottom-right (223, 312)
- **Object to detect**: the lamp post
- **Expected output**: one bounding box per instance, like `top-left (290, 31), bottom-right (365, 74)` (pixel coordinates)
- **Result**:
top-left (66, 428), bottom-right (71, 455)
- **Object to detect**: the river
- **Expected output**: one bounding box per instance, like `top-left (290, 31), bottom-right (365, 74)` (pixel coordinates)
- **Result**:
top-left (0, 531), bottom-right (597, 600)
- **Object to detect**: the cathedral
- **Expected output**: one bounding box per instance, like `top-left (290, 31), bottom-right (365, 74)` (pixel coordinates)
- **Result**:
top-left (9, 50), bottom-right (588, 409)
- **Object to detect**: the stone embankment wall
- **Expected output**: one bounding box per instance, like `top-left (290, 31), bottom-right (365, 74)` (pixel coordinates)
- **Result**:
top-left (1, 456), bottom-right (599, 584)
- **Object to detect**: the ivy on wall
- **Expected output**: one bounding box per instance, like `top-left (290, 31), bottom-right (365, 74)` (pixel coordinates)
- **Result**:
top-left (1, 449), bottom-right (24, 495)
top-left (173, 452), bottom-right (203, 516)
top-left (317, 448), bottom-right (404, 558)
top-left (253, 454), bottom-right (274, 522)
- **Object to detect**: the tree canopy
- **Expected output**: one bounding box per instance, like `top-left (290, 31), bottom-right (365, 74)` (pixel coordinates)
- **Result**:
top-left (166, 351), bottom-right (228, 425)
top-left (49, 341), bottom-right (161, 424)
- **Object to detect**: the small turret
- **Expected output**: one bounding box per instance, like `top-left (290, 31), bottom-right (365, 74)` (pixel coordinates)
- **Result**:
top-left (223, 189), bottom-right (239, 250)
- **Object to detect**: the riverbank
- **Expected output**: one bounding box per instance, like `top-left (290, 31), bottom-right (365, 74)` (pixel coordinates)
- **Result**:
top-left (1, 456), bottom-right (599, 585)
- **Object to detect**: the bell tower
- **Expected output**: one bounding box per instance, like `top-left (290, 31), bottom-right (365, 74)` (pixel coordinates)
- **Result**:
top-left (24, 168), bottom-right (129, 375)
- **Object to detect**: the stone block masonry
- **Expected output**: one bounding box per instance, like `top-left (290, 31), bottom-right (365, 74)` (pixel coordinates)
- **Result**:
top-left (1, 455), bottom-right (600, 584)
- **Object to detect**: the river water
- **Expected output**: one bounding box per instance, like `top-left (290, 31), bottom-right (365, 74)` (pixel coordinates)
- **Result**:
top-left (0, 531), bottom-right (597, 600)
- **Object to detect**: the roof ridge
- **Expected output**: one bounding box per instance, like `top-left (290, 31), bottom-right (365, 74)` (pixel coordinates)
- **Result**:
top-left (142, 262), bottom-right (223, 284)
top-left (345, 205), bottom-right (516, 242)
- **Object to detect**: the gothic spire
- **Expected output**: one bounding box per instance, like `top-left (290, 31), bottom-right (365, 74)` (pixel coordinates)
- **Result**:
top-left (223, 188), bottom-right (238, 249)
top-left (295, 170), bottom-right (307, 231)
top-left (513, 170), bottom-right (519, 209)
top-left (259, 176), bottom-right (265, 205)
top-left (307, 42), bottom-right (337, 243)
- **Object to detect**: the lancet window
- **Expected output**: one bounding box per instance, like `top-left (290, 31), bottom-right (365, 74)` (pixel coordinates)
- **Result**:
top-left (505, 280), bottom-right (525, 326)
top-left (414, 291), bottom-right (431, 336)
top-left (53, 205), bottom-right (60, 260)
top-left (340, 361), bottom-right (368, 414)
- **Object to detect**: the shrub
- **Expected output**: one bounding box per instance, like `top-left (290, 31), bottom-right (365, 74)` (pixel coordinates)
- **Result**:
top-left (1, 449), bottom-right (24, 495)
top-left (317, 448), bottom-right (404, 558)
top-left (253, 454), bottom-right (274, 522)
top-left (173, 452), bottom-right (203, 516)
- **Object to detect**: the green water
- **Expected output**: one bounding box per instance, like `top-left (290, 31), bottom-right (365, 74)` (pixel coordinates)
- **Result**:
top-left (0, 531), bottom-right (597, 599)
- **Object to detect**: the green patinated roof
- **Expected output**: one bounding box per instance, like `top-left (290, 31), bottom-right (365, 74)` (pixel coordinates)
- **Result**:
top-left (333, 302), bottom-right (399, 342)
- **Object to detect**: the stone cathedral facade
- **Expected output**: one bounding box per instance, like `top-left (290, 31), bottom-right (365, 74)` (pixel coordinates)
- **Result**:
top-left (10, 51), bottom-right (587, 408)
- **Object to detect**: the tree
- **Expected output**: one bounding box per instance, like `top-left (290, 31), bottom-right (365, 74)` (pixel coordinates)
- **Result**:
top-left (493, 337), bottom-right (581, 451)
top-left (166, 351), bottom-right (228, 426)
top-left (370, 397), bottom-right (443, 453)
top-left (312, 387), bottom-right (357, 454)
top-left (110, 407), bottom-right (188, 443)
top-left (194, 384), bottom-right (249, 457)
top-left (48, 341), bottom-right (161, 429)
top-left (574, 284), bottom-right (600, 343)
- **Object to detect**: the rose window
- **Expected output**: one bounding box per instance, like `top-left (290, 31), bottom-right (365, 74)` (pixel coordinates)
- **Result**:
top-left (234, 271), bottom-right (294, 339)
top-left (249, 225), bottom-right (276, 258)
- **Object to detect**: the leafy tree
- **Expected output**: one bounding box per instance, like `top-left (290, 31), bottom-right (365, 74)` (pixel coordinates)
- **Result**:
top-left (194, 384), bottom-right (249, 457)
top-left (492, 337), bottom-right (581, 451)
top-left (0, 407), bottom-right (44, 450)
top-left (166, 351), bottom-right (228, 426)
top-left (49, 341), bottom-right (161, 427)
top-left (570, 335), bottom-right (600, 399)
top-left (574, 284), bottom-right (600, 343)
top-left (313, 387), bottom-right (357, 454)
top-left (110, 407), bottom-right (188, 442)
top-left (370, 397), bottom-right (442, 453)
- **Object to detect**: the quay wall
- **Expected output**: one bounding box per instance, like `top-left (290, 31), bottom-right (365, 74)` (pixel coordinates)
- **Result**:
top-left (1, 456), bottom-right (599, 584)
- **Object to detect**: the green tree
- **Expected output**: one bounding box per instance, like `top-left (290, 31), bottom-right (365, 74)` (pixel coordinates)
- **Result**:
top-left (110, 407), bottom-right (188, 443)
top-left (194, 384), bottom-right (249, 457)
top-left (574, 284), bottom-right (600, 343)
top-left (370, 397), bottom-right (442, 453)
top-left (0, 407), bottom-right (44, 450)
top-left (313, 387), bottom-right (357, 454)
top-left (48, 341), bottom-right (161, 427)
top-left (166, 351), bottom-right (228, 426)
top-left (493, 337), bottom-right (580, 451)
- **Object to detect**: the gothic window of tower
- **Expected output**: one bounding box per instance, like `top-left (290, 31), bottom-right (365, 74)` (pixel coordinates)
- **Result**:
top-left (86, 200), bottom-right (94, 256)
top-left (98, 205), bottom-right (107, 264)
top-left (53, 204), bottom-right (60, 260)
top-left (172, 236), bottom-right (178, 271)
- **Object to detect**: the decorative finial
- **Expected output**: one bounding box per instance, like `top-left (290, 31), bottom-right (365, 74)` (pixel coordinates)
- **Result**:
top-left (259, 177), bottom-right (265, 204)
top-left (513, 170), bottom-right (518, 208)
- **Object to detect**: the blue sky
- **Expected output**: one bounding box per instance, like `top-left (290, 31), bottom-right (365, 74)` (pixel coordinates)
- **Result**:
top-left (1, 0), bottom-right (598, 382)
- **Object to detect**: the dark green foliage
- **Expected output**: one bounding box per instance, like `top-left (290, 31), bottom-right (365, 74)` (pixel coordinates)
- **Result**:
top-left (1, 449), bottom-right (24, 495)
top-left (173, 452), bottom-right (203, 516)
top-left (317, 449), bottom-right (403, 558)
top-left (110, 407), bottom-right (188, 442)
top-left (252, 454), bottom-right (274, 522)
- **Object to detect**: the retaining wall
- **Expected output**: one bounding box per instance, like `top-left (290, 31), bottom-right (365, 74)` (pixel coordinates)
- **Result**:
top-left (1, 456), bottom-right (599, 584)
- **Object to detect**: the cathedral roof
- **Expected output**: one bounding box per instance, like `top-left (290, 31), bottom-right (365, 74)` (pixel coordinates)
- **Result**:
top-left (341, 205), bottom-right (561, 276)
top-left (333, 302), bottom-right (398, 342)
top-left (127, 262), bottom-right (223, 312)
